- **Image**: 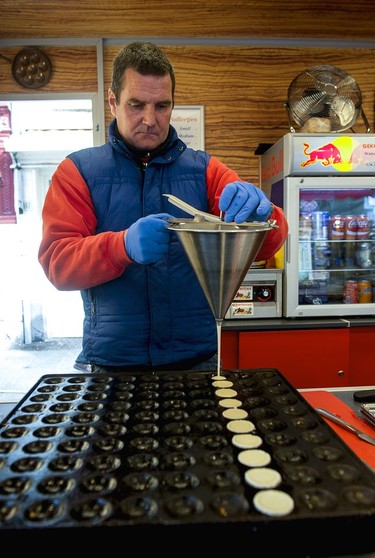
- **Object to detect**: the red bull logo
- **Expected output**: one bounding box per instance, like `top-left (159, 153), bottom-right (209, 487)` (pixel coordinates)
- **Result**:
top-left (301, 142), bottom-right (345, 167)
top-left (300, 136), bottom-right (360, 172)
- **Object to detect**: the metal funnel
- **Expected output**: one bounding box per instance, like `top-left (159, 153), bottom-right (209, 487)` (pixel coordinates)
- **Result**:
top-left (167, 219), bottom-right (277, 320)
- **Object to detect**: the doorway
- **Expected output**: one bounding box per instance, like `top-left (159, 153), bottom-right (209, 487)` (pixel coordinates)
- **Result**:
top-left (0, 98), bottom-right (96, 344)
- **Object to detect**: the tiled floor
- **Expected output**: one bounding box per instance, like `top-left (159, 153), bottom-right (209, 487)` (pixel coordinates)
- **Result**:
top-left (0, 337), bottom-right (82, 405)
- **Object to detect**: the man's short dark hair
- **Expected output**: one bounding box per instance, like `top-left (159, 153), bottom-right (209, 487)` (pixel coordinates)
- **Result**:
top-left (111, 41), bottom-right (175, 103)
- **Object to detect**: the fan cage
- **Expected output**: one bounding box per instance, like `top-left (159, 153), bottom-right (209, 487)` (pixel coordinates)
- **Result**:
top-left (287, 65), bottom-right (362, 132)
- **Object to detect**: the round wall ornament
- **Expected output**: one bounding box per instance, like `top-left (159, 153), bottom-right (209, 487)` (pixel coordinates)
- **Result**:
top-left (12, 48), bottom-right (52, 89)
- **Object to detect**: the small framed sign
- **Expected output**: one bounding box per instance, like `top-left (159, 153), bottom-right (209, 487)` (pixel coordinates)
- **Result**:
top-left (171, 105), bottom-right (205, 150)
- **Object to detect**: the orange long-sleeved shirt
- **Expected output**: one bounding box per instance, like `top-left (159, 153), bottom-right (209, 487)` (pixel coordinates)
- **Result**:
top-left (39, 153), bottom-right (288, 291)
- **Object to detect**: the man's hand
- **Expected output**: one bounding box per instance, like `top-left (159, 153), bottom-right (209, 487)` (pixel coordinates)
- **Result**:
top-left (125, 213), bottom-right (173, 264)
top-left (219, 181), bottom-right (273, 223)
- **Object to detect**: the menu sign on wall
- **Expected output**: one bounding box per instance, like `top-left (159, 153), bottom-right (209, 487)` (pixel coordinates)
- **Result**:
top-left (171, 106), bottom-right (205, 150)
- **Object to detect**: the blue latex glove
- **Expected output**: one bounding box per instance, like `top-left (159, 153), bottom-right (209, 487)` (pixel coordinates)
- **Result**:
top-left (219, 181), bottom-right (272, 223)
top-left (125, 213), bottom-right (173, 264)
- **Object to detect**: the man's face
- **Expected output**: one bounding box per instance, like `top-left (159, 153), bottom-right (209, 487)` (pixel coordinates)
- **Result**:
top-left (108, 67), bottom-right (173, 151)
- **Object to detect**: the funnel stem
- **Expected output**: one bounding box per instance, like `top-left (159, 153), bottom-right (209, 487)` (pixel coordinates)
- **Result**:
top-left (215, 318), bottom-right (223, 377)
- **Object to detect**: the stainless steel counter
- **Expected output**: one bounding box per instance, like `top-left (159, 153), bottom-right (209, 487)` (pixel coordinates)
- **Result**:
top-left (223, 316), bottom-right (375, 331)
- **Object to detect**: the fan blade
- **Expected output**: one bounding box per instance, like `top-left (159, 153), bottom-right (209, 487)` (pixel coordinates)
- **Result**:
top-left (287, 64), bottom-right (363, 132)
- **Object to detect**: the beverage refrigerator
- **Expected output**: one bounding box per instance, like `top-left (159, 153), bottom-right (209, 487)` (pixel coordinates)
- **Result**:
top-left (261, 132), bottom-right (375, 317)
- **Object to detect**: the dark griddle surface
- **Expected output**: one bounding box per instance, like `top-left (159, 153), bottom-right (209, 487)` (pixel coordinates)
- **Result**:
top-left (0, 369), bottom-right (374, 556)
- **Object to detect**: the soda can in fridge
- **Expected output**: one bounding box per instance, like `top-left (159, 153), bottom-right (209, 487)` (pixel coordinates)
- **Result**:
top-left (344, 216), bottom-right (357, 268)
top-left (358, 280), bottom-right (372, 303)
top-left (311, 211), bottom-right (330, 240)
top-left (343, 280), bottom-right (359, 304)
top-left (299, 213), bottom-right (313, 280)
top-left (356, 242), bottom-right (372, 269)
top-left (356, 215), bottom-right (372, 240)
top-left (313, 241), bottom-right (331, 270)
top-left (329, 215), bottom-right (345, 268)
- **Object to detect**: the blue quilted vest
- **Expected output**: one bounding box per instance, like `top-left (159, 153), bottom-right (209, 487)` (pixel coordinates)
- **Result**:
top-left (68, 122), bottom-right (216, 367)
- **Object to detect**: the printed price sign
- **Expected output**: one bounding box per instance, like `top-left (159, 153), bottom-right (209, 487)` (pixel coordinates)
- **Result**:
top-left (171, 105), bottom-right (205, 150)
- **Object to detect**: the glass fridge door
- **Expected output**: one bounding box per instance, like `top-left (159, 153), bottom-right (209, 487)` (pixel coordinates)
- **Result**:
top-left (284, 176), bottom-right (375, 317)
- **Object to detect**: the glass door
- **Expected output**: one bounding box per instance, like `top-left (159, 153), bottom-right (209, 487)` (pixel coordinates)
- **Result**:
top-left (0, 98), bottom-right (97, 342)
top-left (283, 176), bottom-right (375, 317)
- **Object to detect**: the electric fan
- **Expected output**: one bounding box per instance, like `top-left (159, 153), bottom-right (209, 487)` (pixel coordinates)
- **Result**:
top-left (285, 64), bottom-right (370, 133)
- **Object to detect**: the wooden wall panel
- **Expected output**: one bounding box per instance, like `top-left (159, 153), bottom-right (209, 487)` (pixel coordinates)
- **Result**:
top-left (2, 0), bottom-right (375, 40)
top-left (0, 42), bottom-right (374, 184)
top-left (1, 1), bottom-right (375, 183)
top-left (0, 47), bottom-right (97, 94)
top-left (104, 45), bottom-right (375, 183)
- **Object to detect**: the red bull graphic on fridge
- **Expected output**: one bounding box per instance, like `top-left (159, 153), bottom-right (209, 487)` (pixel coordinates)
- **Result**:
top-left (261, 133), bottom-right (375, 318)
top-left (299, 136), bottom-right (375, 172)
top-left (261, 134), bottom-right (375, 185)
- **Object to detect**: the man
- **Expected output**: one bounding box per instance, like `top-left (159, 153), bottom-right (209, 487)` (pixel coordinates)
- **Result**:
top-left (38, 41), bottom-right (288, 373)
